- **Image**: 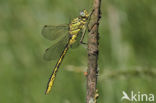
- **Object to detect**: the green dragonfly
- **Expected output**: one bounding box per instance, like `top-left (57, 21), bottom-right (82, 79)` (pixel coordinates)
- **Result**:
top-left (42, 9), bottom-right (91, 94)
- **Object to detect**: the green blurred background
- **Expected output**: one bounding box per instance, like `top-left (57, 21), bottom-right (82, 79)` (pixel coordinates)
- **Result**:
top-left (0, 0), bottom-right (156, 103)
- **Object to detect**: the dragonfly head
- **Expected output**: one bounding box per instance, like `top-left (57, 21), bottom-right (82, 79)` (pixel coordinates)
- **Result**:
top-left (80, 9), bottom-right (89, 18)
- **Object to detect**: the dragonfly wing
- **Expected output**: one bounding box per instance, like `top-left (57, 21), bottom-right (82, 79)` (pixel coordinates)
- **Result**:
top-left (41, 25), bottom-right (69, 41)
top-left (43, 33), bottom-right (69, 61)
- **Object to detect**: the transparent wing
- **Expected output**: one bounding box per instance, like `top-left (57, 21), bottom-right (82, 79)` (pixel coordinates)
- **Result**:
top-left (43, 33), bottom-right (70, 61)
top-left (41, 25), bottom-right (69, 41)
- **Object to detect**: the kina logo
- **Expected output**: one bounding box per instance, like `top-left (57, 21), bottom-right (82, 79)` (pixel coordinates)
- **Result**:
top-left (121, 91), bottom-right (154, 102)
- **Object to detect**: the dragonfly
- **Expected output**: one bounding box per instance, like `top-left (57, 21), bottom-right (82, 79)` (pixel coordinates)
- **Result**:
top-left (42, 9), bottom-right (91, 95)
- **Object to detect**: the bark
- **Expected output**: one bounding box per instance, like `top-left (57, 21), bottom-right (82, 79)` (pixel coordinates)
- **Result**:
top-left (87, 0), bottom-right (101, 102)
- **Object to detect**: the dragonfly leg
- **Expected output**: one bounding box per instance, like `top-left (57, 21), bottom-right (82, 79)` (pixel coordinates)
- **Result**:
top-left (80, 25), bottom-right (87, 44)
top-left (81, 43), bottom-right (88, 49)
top-left (80, 41), bottom-right (88, 45)
top-left (80, 9), bottom-right (94, 44)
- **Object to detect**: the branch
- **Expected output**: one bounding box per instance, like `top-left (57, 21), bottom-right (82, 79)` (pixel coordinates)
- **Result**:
top-left (65, 65), bottom-right (156, 81)
top-left (65, 66), bottom-right (156, 79)
top-left (87, 0), bottom-right (101, 102)
top-left (99, 68), bottom-right (156, 80)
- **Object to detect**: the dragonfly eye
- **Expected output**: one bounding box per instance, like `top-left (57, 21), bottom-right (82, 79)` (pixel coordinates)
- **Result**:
top-left (80, 11), bottom-right (85, 17)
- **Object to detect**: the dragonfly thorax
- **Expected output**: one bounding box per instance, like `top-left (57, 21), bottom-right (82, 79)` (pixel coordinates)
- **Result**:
top-left (69, 13), bottom-right (88, 36)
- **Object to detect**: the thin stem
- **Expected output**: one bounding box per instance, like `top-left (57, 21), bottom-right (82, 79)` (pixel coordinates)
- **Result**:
top-left (87, 0), bottom-right (101, 102)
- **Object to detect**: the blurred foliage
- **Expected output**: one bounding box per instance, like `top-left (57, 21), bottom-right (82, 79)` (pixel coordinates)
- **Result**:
top-left (0, 0), bottom-right (156, 103)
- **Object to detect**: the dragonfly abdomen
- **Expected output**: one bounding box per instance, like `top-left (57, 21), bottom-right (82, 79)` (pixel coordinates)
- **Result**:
top-left (45, 43), bottom-right (70, 94)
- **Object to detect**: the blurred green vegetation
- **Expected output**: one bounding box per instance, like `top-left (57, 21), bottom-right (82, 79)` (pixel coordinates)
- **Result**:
top-left (0, 0), bottom-right (156, 103)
